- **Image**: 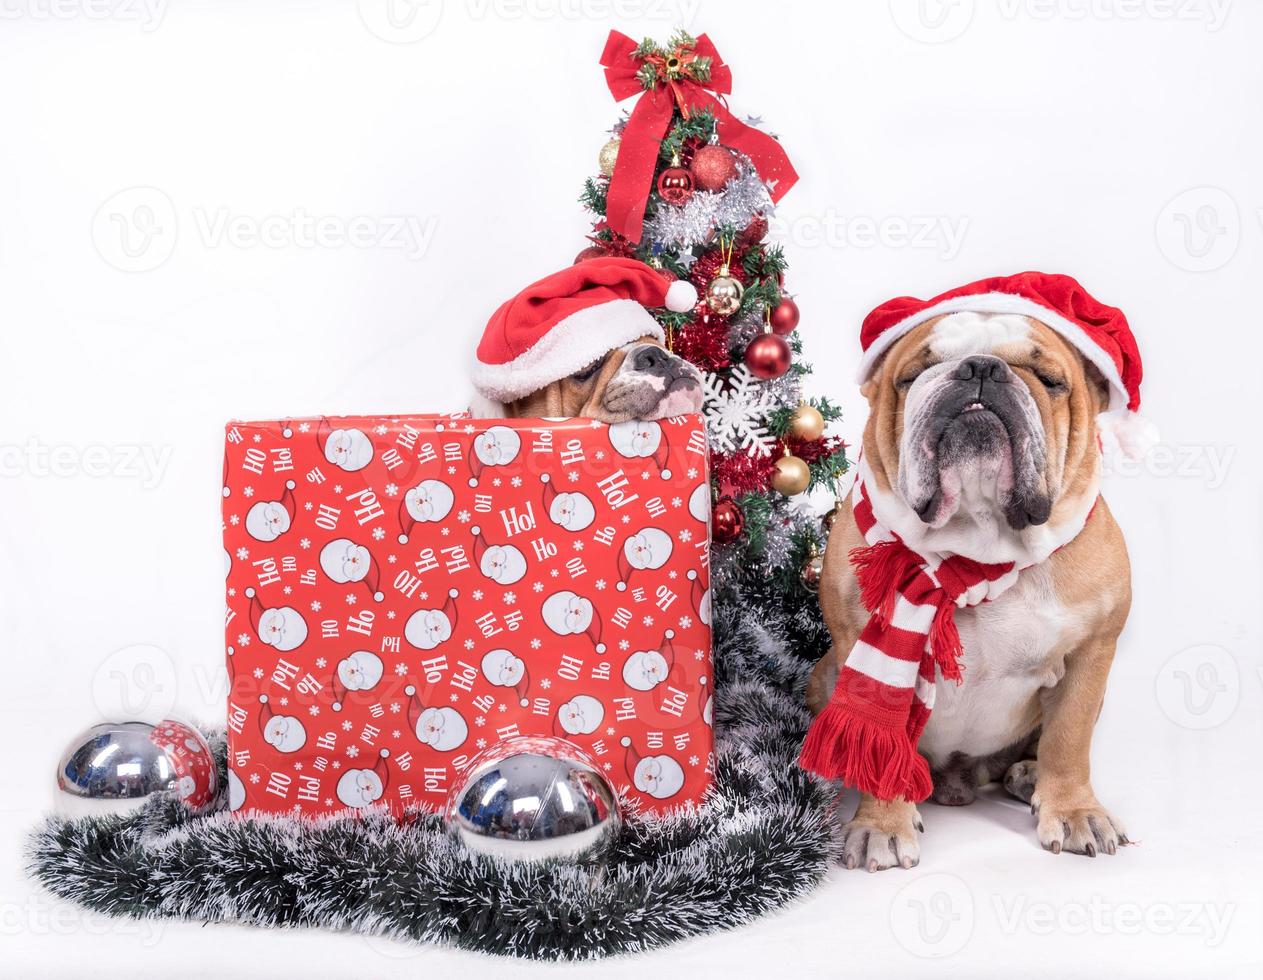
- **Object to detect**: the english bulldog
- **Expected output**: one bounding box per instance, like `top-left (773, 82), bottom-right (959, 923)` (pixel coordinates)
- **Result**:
top-left (485, 339), bottom-right (703, 422)
top-left (805, 273), bottom-right (1148, 871)
top-left (470, 256), bottom-right (703, 421)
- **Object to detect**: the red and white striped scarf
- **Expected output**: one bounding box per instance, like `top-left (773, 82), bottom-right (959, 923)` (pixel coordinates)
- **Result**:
top-left (798, 475), bottom-right (1029, 802)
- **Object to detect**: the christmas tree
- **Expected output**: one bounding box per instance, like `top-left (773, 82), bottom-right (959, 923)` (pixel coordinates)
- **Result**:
top-left (579, 29), bottom-right (849, 609)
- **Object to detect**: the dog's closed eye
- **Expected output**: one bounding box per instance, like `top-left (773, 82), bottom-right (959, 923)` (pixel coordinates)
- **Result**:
top-left (895, 368), bottom-right (921, 392)
top-left (569, 357), bottom-right (606, 383)
top-left (1033, 370), bottom-right (1068, 395)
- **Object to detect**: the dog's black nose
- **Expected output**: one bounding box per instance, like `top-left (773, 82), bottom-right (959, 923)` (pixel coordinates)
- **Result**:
top-left (635, 347), bottom-right (668, 372)
top-left (953, 355), bottom-right (1011, 383)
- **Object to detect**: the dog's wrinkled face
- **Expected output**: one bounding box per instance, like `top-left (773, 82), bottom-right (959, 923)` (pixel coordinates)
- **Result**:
top-left (865, 313), bottom-right (1107, 553)
top-left (504, 337), bottom-right (702, 422)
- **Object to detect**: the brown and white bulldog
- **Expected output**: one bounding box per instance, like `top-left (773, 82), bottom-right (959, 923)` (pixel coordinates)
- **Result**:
top-left (492, 339), bottom-right (703, 421)
top-left (806, 275), bottom-right (1149, 871)
top-left (471, 256), bottom-right (703, 421)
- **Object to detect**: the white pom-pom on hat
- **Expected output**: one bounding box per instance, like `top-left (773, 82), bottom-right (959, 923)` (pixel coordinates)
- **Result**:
top-left (664, 279), bottom-right (698, 313)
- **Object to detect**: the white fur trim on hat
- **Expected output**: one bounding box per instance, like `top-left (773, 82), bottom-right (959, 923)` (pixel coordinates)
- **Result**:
top-left (471, 299), bottom-right (665, 404)
top-left (857, 291), bottom-right (1129, 412)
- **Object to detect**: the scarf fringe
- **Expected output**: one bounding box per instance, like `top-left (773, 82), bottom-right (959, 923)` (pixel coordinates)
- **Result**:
top-left (930, 602), bottom-right (964, 683)
top-left (799, 702), bottom-right (933, 803)
top-left (849, 540), bottom-right (918, 622)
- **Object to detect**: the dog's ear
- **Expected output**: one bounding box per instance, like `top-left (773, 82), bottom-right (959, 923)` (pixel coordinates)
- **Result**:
top-left (1080, 358), bottom-right (1112, 416)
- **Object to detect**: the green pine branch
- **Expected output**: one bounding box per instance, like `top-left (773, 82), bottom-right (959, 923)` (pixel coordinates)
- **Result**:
top-left (659, 109), bottom-right (717, 163)
top-left (580, 178), bottom-right (607, 216)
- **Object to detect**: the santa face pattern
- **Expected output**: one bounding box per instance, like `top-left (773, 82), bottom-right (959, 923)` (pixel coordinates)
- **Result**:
top-left (257, 604), bottom-right (308, 652)
top-left (415, 706), bottom-right (468, 752)
top-left (549, 490), bottom-right (596, 531)
top-left (479, 542), bottom-right (527, 585)
top-left (336, 767), bottom-right (384, 808)
top-left (324, 427), bottom-right (373, 472)
top-left (481, 649), bottom-right (525, 689)
top-left (404, 605), bottom-right (453, 650)
top-left (338, 651), bottom-right (384, 693)
top-left (623, 648), bottom-right (670, 691)
top-left (404, 479), bottom-right (454, 523)
top-left (246, 497), bottom-right (291, 542)
top-left (557, 694), bottom-right (604, 736)
top-left (320, 539), bottom-right (372, 585)
top-left (263, 712), bottom-right (307, 753)
top-left (224, 414), bottom-right (712, 817)
top-left (633, 753), bottom-right (686, 800)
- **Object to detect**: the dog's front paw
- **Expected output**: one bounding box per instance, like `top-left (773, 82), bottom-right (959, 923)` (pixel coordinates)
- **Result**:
top-left (1032, 787), bottom-right (1128, 857)
top-left (841, 803), bottom-right (923, 872)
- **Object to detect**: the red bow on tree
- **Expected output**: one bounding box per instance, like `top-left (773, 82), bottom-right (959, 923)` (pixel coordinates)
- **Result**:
top-left (600, 30), bottom-right (798, 243)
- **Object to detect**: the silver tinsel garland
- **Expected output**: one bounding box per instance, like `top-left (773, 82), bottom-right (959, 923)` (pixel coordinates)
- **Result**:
top-left (644, 160), bottom-right (772, 250)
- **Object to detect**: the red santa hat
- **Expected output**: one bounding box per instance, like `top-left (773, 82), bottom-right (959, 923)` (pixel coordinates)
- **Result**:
top-left (404, 686), bottom-right (423, 733)
top-left (276, 481), bottom-right (297, 522)
top-left (257, 695), bottom-right (276, 736)
top-left (244, 588), bottom-right (265, 635)
top-left (619, 736), bottom-right (642, 783)
top-left (371, 748), bottom-right (390, 791)
top-left (509, 665), bottom-right (531, 708)
top-left (686, 569), bottom-right (711, 628)
top-left (352, 552), bottom-right (384, 603)
top-left (857, 272), bottom-right (1154, 458)
top-left (657, 629), bottom-right (684, 687)
top-left (472, 257), bottom-right (698, 403)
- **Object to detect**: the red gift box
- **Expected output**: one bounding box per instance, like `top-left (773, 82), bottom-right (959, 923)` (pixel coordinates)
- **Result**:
top-left (222, 413), bottom-right (714, 817)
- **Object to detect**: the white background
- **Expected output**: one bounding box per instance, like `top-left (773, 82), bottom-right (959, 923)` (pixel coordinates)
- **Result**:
top-left (1, 1), bottom-right (1260, 977)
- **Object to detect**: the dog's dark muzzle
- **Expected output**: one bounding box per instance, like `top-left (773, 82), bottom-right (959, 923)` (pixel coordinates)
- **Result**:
top-left (922, 355), bottom-right (1051, 530)
top-left (629, 345), bottom-right (700, 391)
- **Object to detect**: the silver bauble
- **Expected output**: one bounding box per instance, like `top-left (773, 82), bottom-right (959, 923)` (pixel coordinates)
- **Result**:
top-left (55, 719), bottom-right (218, 818)
top-left (445, 736), bottom-right (620, 864)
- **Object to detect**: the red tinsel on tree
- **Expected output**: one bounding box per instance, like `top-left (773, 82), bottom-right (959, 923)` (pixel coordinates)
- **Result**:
top-left (673, 315), bottom-right (731, 371)
top-left (711, 449), bottom-right (777, 496)
top-left (787, 434), bottom-right (847, 466)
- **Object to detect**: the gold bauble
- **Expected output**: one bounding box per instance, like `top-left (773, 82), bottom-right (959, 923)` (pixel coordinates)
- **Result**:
top-left (770, 454), bottom-right (811, 496)
top-left (706, 274), bottom-right (744, 316)
top-left (800, 550), bottom-right (825, 592)
top-left (789, 404), bottom-right (826, 441)
top-left (598, 138), bottom-right (620, 177)
top-left (821, 499), bottom-right (845, 535)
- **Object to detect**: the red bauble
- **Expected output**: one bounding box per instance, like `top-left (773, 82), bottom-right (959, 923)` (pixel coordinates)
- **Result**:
top-left (690, 144), bottom-right (738, 192)
top-left (740, 213), bottom-right (769, 245)
top-left (657, 167), bottom-right (694, 206)
top-left (744, 332), bottom-right (791, 379)
top-left (574, 246), bottom-right (605, 263)
top-left (769, 296), bottom-right (800, 335)
top-left (711, 496), bottom-right (745, 544)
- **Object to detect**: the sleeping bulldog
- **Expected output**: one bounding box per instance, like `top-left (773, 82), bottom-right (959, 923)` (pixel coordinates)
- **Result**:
top-left (470, 256), bottom-right (703, 420)
top-left (802, 273), bottom-right (1151, 870)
